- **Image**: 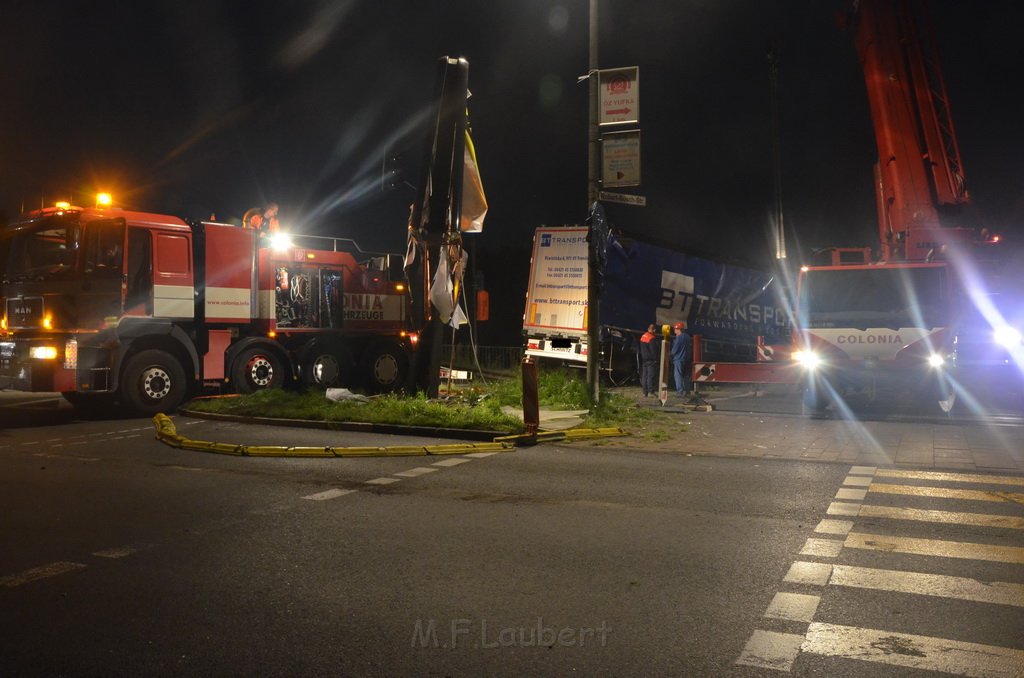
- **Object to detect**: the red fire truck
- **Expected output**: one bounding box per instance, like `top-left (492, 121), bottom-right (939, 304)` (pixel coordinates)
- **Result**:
top-left (0, 205), bottom-right (414, 414)
top-left (793, 0), bottom-right (1009, 413)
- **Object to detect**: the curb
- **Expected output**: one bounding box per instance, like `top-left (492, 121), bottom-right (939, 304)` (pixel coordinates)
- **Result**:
top-left (177, 407), bottom-right (508, 442)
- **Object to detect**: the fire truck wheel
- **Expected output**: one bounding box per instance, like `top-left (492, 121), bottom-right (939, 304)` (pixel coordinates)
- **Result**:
top-left (232, 347), bottom-right (285, 394)
top-left (301, 343), bottom-right (352, 388)
top-left (121, 350), bottom-right (188, 415)
top-left (363, 344), bottom-right (408, 393)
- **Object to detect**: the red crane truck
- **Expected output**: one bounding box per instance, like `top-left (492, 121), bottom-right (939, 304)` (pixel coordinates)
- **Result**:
top-left (0, 205), bottom-right (413, 414)
top-left (793, 0), bottom-right (1009, 413)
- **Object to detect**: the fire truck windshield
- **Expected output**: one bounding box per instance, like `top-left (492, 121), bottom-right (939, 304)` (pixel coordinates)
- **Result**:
top-left (799, 267), bottom-right (948, 330)
top-left (3, 216), bottom-right (80, 281)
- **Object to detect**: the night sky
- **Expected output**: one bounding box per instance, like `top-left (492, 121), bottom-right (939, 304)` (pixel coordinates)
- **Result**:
top-left (2, 1), bottom-right (1022, 343)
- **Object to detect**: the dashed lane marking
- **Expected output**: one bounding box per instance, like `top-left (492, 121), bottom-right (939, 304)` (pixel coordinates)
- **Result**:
top-left (302, 488), bottom-right (357, 501)
top-left (764, 592), bottom-right (821, 623)
top-left (845, 532), bottom-right (1024, 565)
top-left (814, 519), bottom-right (854, 535)
top-left (432, 458), bottom-right (474, 467)
top-left (393, 467), bottom-right (438, 478)
top-left (92, 546), bottom-right (138, 559)
top-left (464, 452), bottom-right (500, 458)
top-left (735, 630), bottom-right (805, 671)
top-left (842, 475), bottom-right (872, 487)
top-left (1, 562), bottom-right (87, 587)
top-left (799, 538), bottom-right (844, 558)
top-left (835, 488), bottom-right (867, 501)
top-left (365, 477), bottom-right (401, 485)
top-left (783, 561), bottom-right (833, 586)
top-left (802, 622), bottom-right (1024, 677)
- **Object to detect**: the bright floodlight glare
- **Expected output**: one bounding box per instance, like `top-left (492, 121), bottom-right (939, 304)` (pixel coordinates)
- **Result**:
top-left (793, 350), bottom-right (821, 369)
top-left (994, 325), bottom-right (1022, 348)
top-left (927, 353), bottom-right (945, 368)
top-left (96, 192), bottom-right (113, 207)
top-left (269, 232), bottom-right (293, 252)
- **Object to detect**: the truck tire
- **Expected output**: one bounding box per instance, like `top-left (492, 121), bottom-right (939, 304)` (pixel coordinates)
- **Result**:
top-left (802, 387), bottom-right (829, 415)
top-left (120, 349), bottom-right (188, 416)
top-left (232, 346), bottom-right (285, 394)
top-left (300, 342), bottom-right (352, 388)
top-left (362, 344), bottom-right (408, 393)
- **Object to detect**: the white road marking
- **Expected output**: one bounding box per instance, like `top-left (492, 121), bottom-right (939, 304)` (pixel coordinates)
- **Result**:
top-left (826, 502), bottom-right (861, 517)
top-left (736, 630), bottom-right (805, 671)
top-left (432, 458), bottom-right (474, 467)
top-left (875, 469), bottom-right (1024, 487)
top-left (829, 564), bottom-right (1024, 607)
top-left (857, 504), bottom-right (1024, 530)
top-left (848, 465), bottom-right (877, 476)
top-left (784, 561), bottom-right (833, 586)
top-left (802, 622), bottom-right (1024, 677)
top-left (815, 519), bottom-right (854, 535)
top-left (365, 477), bottom-right (400, 485)
top-left (32, 452), bottom-right (99, 462)
top-left (800, 538), bottom-right (844, 559)
top-left (835, 488), bottom-right (867, 501)
top-left (845, 532), bottom-right (1024, 565)
top-left (765, 592), bottom-right (821, 623)
top-left (124, 434), bottom-right (141, 439)
top-left (464, 452), bottom-right (500, 458)
top-left (842, 475), bottom-right (872, 487)
top-left (394, 467), bottom-right (438, 478)
top-left (92, 546), bottom-right (138, 559)
top-left (302, 488), bottom-right (356, 501)
top-left (1, 562), bottom-right (88, 587)
top-left (869, 483), bottom-right (1024, 504)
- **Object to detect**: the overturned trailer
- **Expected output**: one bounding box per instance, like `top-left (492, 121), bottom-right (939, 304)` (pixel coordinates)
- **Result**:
top-left (522, 226), bottom-right (792, 383)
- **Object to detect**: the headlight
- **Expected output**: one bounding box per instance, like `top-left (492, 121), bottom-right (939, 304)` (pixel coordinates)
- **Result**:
top-left (793, 350), bottom-right (821, 369)
top-left (29, 346), bottom-right (58, 360)
top-left (927, 353), bottom-right (946, 368)
top-left (993, 325), bottom-right (1022, 349)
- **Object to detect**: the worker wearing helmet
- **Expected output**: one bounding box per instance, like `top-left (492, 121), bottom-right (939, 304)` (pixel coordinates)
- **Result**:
top-left (670, 321), bottom-right (693, 397)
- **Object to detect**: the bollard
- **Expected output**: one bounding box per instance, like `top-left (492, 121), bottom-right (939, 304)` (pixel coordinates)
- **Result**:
top-left (521, 356), bottom-right (540, 436)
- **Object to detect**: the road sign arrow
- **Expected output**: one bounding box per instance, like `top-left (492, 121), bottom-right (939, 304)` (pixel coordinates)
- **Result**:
top-left (606, 107), bottom-right (632, 115)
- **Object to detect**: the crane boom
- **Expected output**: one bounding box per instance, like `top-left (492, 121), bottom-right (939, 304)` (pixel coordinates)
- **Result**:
top-left (850, 0), bottom-right (972, 261)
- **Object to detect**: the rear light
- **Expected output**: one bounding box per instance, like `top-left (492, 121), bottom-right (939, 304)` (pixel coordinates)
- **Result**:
top-left (64, 339), bottom-right (78, 369)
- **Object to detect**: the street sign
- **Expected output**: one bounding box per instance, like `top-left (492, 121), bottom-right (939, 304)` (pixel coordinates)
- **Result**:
top-left (599, 191), bottom-right (647, 207)
top-left (599, 67), bottom-right (639, 126)
top-left (602, 130), bottom-right (641, 187)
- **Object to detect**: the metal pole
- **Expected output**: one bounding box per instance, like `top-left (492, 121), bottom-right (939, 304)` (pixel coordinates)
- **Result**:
top-left (586, 0), bottom-right (601, 406)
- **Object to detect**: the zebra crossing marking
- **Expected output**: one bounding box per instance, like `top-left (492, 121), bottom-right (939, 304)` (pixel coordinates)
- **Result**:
top-left (845, 531), bottom-right (1024, 565)
top-left (868, 483), bottom-right (1024, 504)
top-left (737, 464), bottom-right (1024, 674)
top-left (829, 564), bottom-right (1024, 607)
top-left (802, 622), bottom-right (1024, 678)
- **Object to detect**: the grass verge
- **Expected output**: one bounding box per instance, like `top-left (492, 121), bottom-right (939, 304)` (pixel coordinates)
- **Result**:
top-left (185, 367), bottom-right (658, 434)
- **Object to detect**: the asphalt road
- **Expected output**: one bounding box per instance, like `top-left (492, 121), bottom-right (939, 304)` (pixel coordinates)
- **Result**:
top-left (1, 408), bottom-right (1022, 676)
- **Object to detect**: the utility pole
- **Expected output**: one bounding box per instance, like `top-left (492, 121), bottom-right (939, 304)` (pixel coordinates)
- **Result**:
top-left (586, 0), bottom-right (601, 406)
top-left (768, 45), bottom-right (787, 260)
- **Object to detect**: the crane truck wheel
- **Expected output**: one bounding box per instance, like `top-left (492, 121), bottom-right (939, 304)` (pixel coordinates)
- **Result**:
top-left (120, 349), bottom-right (188, 416)
top-left (362, 343), bottom-right (408, 393)
top-left (232, 346), bottom-right (285, 394)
